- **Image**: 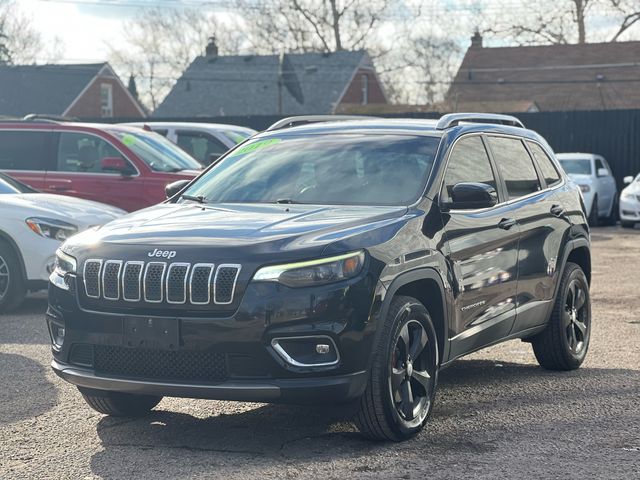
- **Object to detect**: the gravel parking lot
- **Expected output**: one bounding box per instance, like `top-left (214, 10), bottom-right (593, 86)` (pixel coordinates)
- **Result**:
top-left (1, 226), bottom-right (639, 479)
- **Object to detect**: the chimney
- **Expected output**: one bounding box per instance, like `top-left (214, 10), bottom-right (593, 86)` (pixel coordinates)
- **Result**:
top-left (471, 30), bottom-right (483, 48)
top-left (205, 36), bottom-right (218, 58)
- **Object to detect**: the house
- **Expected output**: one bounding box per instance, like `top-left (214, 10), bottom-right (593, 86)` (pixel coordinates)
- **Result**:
top-left (446, 34), bottom-right (640, 112)
top-left (0, 63), bottom-right (146, 119)
top-left (154, 44), bottom-right (387, 117)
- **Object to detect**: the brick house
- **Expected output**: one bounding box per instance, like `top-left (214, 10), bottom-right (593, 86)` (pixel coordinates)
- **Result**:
top-left (0, 63), bottom-right (146, 119)
top-left (154, 47), bottom-right (387, 117)
top-left (446, 34), bottom-right (640, 112)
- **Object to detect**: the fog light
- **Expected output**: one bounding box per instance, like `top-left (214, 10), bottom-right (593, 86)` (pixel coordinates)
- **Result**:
top-left (271, 336), bottom-right (339, 367)
top-left (47, 319), bottom-right (65, 349)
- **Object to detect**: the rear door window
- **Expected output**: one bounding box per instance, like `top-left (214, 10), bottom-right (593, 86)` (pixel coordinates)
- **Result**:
top-left (488, 136), bottom-right (541, 200)
top-left (0, 130), bottom-right (51, 171)
top-left (176, 130), bottom-right (228, 164)
top-left (527, 142), bottom-right (561, 187)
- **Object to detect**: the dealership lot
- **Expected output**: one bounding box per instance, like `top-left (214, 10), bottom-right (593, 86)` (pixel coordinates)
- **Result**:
top-left (1, 226), bottom-right (639, 479)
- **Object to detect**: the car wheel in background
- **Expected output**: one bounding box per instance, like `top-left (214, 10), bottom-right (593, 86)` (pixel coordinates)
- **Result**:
top-left (531, 262), bottom-right (591, 371)
top-left (0, 239), bottom-right (27, 312)
top-left (588, 196), bottom-right (599, 227)
top-left (621, 221), bottom-right (636, 229)
top-left (602, 195), bottom-right (618, 226)
top-left (354, 295), bottom-right (439, 441)
top-left (78, 387), bottom-right (162, 416)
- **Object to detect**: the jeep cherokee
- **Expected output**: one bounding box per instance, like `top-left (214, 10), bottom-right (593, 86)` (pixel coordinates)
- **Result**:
top-left (48, 114), bottom-right (592, 441)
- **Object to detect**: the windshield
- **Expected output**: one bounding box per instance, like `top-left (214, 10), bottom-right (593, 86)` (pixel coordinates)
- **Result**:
top-left (110, 130), bottom-right (203, 172)
top-left (181, 134), bottom-right (439, 206)
top-left (559, 159), bottom-right (592, 175)
top-left (0, 177), bottom-right (20, 194)
top-left (0, 174), bottom-right (36, 193)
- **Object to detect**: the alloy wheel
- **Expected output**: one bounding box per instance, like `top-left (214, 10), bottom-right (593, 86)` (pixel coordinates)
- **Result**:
top-left (565, 279), bottom-right (589, 354)
top-left (389, 318), bottom-right (436, 426)
top-left (0, 254), bottom-right (9, 301)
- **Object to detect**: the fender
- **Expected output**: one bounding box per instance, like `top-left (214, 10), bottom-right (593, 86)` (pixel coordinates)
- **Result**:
top-left (0, 229), bottom-right (27, 281)
top-left (371, 266), bottom-right (451, 367)
top-left (553, 236), bottom-right (591, 300)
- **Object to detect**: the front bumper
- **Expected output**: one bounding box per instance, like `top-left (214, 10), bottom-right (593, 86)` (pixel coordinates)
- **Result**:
top-left (620, 196), bottom-right (640, 222)
top-left (52, 359), bottom-right (368, 404)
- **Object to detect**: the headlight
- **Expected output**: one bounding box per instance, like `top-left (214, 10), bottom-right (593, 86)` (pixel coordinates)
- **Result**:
top-left (253, 251), bottom-right (365, 288)
top-left (578, 184), bottom-right (591, 193)
top-left (54, 249), bottom-right (77, 276)
top-left (621, 191), bottom-right (634, 200)
top-left (26, 217), bottom-right (78, 241)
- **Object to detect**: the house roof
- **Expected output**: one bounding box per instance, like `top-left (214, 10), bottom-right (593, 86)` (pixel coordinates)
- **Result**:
top-left (154, 50), bottom-right (371, 117)
top-left (447, 41), bottom-right (640, 111)
top-left (0, 63), bottom-right (107, 117)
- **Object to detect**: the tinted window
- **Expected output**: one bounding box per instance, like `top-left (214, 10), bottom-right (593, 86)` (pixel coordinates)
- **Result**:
top-left (528, 142), bottom-right (561, 187)
top-left (559, 159), bottom-right (592, 175)
top-left (0, 131), bottom-right (50, 171)
top-left (56, 132), bottom-right (130, 173)
top-left (488, 136), bottom-right (541, 200)
top-left (443, 136), bottom-right (496, 201)
top-left (176, 131), bottom-right (228, 164)
top-left (183, 134), bottom-right (439, 206)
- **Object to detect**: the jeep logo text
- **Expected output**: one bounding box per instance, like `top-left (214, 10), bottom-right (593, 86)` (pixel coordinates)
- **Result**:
top-left (148, 249), bottom-right (176, 259)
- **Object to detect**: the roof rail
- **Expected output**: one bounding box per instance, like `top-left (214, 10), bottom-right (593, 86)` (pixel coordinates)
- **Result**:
top-left (266, 115), bottom-right (378, 131)
top-left (23, 113), bottom-right (77, 124)
top-left (436, 113), bottom-right (525, 130)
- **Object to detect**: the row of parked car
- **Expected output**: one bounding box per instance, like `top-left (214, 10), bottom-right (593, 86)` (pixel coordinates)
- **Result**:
top-left (0, 116), bottom-right (638, 313)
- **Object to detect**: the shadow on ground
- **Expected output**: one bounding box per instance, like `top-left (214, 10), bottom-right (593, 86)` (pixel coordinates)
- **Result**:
top-left (0, 294), bottom-right (49, 344)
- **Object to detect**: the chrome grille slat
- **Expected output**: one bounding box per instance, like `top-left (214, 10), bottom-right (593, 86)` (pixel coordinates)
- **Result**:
top-left (214, 264), bottom-right (241, 305)
top-left (82, 260), bottom-right (240, 306)
top-left (166, 263), bottom-right (190, 304)
top-left (102, 260), bottom-right (123, 300)
top-left (83, 259), bottom-right (103, 299)
top-left (144, 262), bottom-right (166, 303)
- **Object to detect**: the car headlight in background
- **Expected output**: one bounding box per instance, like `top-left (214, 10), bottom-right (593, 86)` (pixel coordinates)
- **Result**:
top-left (26, 217), bottom-right (78, 241)
top-left (253, 251), bottom-right (365, 288)
top-left (621, 191), bottom-right (634, 200)
top-left (578, 184), bottom-right (591, 193)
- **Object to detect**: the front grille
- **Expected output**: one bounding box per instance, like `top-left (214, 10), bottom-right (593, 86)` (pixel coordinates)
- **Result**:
top-left (94, 345), bottom-right (228, 383)
top-left (82, 259), bottom-right (240, 306)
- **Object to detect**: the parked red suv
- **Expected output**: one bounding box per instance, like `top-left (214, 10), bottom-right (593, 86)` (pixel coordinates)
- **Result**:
top-left (0, 121), bottom-right (203, 211)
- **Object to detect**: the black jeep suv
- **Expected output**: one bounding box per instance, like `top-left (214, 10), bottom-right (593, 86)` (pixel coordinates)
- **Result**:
top-left (48, 114), bottom-right (592, 441)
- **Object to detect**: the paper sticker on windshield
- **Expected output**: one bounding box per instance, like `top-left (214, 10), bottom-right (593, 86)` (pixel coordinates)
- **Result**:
top-left (122, 134), bottom-right (136, 146)
top-left (230, 138), bottom-right (281, 156)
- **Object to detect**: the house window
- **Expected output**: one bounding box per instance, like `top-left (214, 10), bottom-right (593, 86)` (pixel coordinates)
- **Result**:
top-left (100, 83), bottom-right (113, 117)
top-left (361, 74), bottom-right (369, 105)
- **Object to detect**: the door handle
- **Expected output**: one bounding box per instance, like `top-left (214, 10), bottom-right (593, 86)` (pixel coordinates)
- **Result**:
top-left (550, 204), bottom-right (565, 217)
top-left (498, 218), bottom-right (517, 230)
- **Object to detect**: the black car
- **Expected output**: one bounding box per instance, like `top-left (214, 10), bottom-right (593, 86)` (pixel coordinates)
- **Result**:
top-left (48, 114), bottom-right (592, 441)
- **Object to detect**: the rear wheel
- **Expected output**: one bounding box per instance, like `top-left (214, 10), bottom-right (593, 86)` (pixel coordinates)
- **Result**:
top-left (0, 240), bottom-right (26, 313)
top-left (78, 387), bottom-right (162, 417)
top-left (354, 296), bottom-right (438, 441)
top-left (532, 262), bottom-right (591, 370)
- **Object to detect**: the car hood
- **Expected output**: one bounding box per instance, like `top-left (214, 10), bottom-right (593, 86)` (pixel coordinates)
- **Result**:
top-left (65, 202), bottom-right (409, 256)
top-left (622, 181), bottom-right (640, 195)
top-left (0, 193), bottom-right (125, 227)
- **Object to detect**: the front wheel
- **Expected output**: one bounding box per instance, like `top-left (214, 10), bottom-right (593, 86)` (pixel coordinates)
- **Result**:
top-left (78, 387), bottom-right (162, 417)
top-left (354, 295), bottom-right (439, 441)
top-left (588, 196), bottom-right (599, 227)
top-left (602, 195), bottom-right (618, 226)
top-left (621, 221), bottom-right (636, 229)
top-left (532, 262), bottom-right (591, 370)
top-left (0, 240), bottom-right (26, 313)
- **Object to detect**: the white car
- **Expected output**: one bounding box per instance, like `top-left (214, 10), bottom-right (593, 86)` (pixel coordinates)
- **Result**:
top-left (620, 173), bottom-right (640, 229)
top-left (557, 153), bottom-right (618, 226)
top-left (0, 173), bottom-right (125, 311)
top-left (124, 122), bottom-right (256, 166)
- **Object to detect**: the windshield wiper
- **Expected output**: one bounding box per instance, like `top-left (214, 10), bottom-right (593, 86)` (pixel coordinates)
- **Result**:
top-left (275, 198), bottom-right (302, 204)
top-left (181, 194), bottom-right (206, 204)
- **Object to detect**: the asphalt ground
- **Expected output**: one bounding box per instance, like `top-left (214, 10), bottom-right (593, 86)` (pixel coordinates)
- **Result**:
top-left (1, 226), bottom-right (639, 479)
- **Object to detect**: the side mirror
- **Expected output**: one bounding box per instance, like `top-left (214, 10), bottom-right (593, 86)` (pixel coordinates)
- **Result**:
top-left (101, 157), bottom-right (130, 174)
top-left (165, 179), bottom-right (191, 199)
top-left (623, 175), bottom-right (634, 185)
top-left (445, 182), bottom-right (498, 210)
top-left (597, 168), bottom-right (609, 177)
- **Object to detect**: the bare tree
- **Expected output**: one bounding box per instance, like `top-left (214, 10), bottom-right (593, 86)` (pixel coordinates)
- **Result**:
top-left (0, 0), bottom-right (61, 64)
top-left (608, 0), bottom-right (640, 41)
top-left (239, 0), bottom-right (392, 53)
top-left (108, 7), bottom-right (244, 110)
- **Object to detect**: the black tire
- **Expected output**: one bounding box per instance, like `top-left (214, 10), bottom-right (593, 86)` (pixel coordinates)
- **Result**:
top-left (532, 262), bottom-right (591, 371)
top-left (621, 221), bottom-right (636, 229)
top-left (588, 196), bottom-right (598, 227)
top-left (78, 387), bottom-right (162, 416)
top-left (602, 195), bottom-right (618, 226)
top-left (354, 295), bottom-right (439, 441)
top-left (0, 239), bottom-right (27, 313)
